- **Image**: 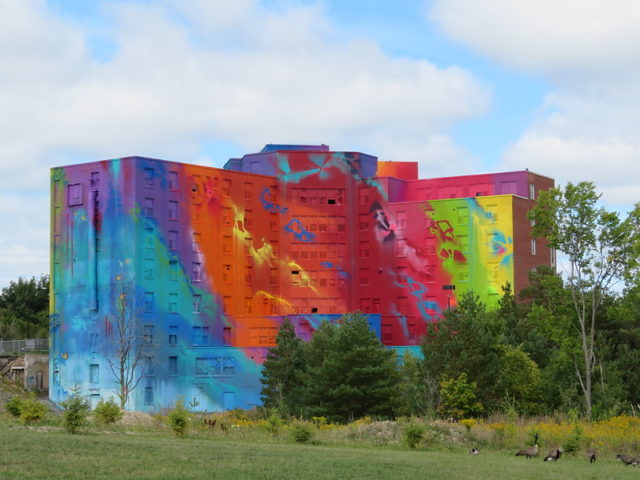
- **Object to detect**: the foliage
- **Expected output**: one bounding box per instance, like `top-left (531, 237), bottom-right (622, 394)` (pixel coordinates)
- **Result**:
top-left (562, 425), bottom-right (583, 455)
top-left (291, 423), bottom-right (313, 443)
top-left (422, 292), bottom-right (504, 412)
top-left (61, 386), bottom-right (91, 433)
top-left (5, 396), bottom-right (24, 417)
top-left (168, 398), bottom-right (190, 437)
top-left (403, 423), bottom-right (425, 449)
top-left (0, 275), bottom-right (49, 339)
top-left (396, 351), bottom-right (431, 417)
top-left (94, 397), bottom-right (123, 424)
top-left (496, 345), bottom-right (542, 415)
top-left (302, 312), bottom-right (400, 422)
top-left (438, 373), bottom-right (483, 420)
top-left (264, 414), bottom-right (282, 436)
top-left (530, 183), bottom-right (640, 419)
top-left (19, 397), bottom-right (49, 424)
top-left (260, 317), bottom-right (307, 416)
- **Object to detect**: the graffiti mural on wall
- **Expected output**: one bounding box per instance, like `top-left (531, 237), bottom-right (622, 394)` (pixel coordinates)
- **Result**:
top-left (50, 146), bottom-right (546, 413)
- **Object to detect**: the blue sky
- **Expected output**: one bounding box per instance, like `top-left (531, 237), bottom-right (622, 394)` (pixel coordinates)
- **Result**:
top-left (0, 0), bottom-right (638, 287)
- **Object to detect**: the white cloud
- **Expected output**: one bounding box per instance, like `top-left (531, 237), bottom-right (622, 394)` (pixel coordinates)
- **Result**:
top-left (0, 0), bottom-right (488, 287)
top-left (429, 0), bottom-right (640, 211)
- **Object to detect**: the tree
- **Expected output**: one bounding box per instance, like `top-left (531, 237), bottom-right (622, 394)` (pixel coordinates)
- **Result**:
top-left (107, 282), bottom-right (146, 409)
top-left (260, 317), bottom-right (307, 416)
top-left (0, 275), bottom-right (49, 339)
top-left (530, 182), bottom-right (640, 419)
top-left (421, 292), bottom-right (505, 412)
top-left (438, 372), bottom-right (483, 420)
top-left (302, 312), bottom-right (400, 422)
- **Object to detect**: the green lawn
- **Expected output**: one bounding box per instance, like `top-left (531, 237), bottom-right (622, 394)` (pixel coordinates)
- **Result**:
top-left (0, 425), bottom-right (636, 480)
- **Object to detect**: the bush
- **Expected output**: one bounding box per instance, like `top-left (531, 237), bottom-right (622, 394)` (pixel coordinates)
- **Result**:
top-left (61, 388), bottom-right (91, 433)
top-left (94, 397), bottom-right (123, 424)
top-left (168, 399), bottom-right (190, 437)
top-left (265, 414), bottom-right (283, 436)
top-left (438, 373), bottom-right (483, 420)
top-left (562, 425), bottom-right (583, 455)
top-left (20, 398), bottom-right (49, 424)
top-left (403, 423), bottom-right (425, 449)
top-left (6, 396), bottom-right (24, 417)
top-left (291, 423), bottom-right (313, 443)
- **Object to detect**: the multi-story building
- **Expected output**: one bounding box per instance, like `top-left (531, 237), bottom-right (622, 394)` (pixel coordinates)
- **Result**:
top-left (49, 144), bottom-right (553, 412)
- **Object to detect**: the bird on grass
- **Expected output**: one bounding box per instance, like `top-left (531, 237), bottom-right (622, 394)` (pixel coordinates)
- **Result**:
top-left (515, 433), bottom-right (539, 458)
top-left (470, 448), bottom-right (480, 455)
top-left (616, 454), bottom-right (639, 466)
top-left (543, 448), bottom-right (563, 462)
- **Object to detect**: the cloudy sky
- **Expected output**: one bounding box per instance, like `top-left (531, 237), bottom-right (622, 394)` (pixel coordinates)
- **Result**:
top-left (1, 0), bottom-right (639, 288)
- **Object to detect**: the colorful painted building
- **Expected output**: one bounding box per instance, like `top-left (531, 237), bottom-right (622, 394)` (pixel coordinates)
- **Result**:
top-left (49, 144), bottom-right (554, 412)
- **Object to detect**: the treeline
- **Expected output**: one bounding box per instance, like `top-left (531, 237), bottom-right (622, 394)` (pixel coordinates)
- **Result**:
top-left (261, 271), bottom-right (640, 422)
top-left (0, 275), bottom-right (49, 339)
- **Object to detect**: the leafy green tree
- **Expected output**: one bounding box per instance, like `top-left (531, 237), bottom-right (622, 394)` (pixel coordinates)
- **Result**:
top-left (438, 373), bottom-right (483, 420)
top-left (529, 183), bottom-right (640, 419)
top-left (303, 312), bottom-right (399, 422)
top-left (497, 344), bottom-right (542, 415)
top-left (260, 317), bottom-right (307, 416)
top-left (396, 351), bottom-right (431, 417)
top-left (0, 275), bottom-right (49, 339)
top-left (421, 292), bottom-right (504, 412)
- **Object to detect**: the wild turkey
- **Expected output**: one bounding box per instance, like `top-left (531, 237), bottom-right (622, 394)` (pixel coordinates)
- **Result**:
top-left (616, 454), bottom-right (638, 466)
top-left (543, 448), bottom-right (563, 461)
top-left (516, 433), bottom-right (539, 458)
top-left (470, 447), bottom-right (480, 455)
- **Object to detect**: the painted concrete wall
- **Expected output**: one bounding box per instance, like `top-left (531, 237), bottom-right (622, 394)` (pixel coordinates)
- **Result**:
top-left (50, 146), bottom-right (552, 412)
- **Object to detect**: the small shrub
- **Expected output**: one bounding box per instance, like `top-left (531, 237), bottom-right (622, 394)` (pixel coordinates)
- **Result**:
top-left (291, 423), bottom-right (313, 444)
top-left (168, 399), bottom-right (190, 437)
top-left (265, 414), bottom-right (282, 436)
top-left (61, 387), bottom-right (91, 433)
top-left (6, 397), bottom-right (24, 417)
top-left (94, 397), bottom-right (123, 424)
top-left (403, 423), bottom-right (425, 449)
top-left (20, 398), bottom-right (49, 424)
top-left (563, 425), bottom-right (583, 455)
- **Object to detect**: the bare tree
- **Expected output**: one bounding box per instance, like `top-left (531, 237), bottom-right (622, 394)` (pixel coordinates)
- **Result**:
top-left (107, 282), bottom-right (146, 409)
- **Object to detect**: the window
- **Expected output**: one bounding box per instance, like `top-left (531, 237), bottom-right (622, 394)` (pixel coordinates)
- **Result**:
top-left (196, 357), bottom-right (234, 376)
top-left (144, 325), bottom-right (154, 345)
top-left (143, 259), bottom-right (154, 280)
top-left (359, 187), bottom-right (369, 205)
top-left (223, 296), bottom-right (231, 313)
top-left (531, 238), bottom-right (537, 255)
top-left (456, 207), bottom-right (468, 225)
top-left (397, 211), bottom-right (408, 229)
top-left (244, 209), bottom-right (252, 228)
top-left (169, 356), bottom-right (178, 376)
top-left (169, 260), bottom-right (178, 280)
top-left (244, 266), bottom-right (253, 284)
top-left (89, 364), bottom-right (99, 384)
top-left (359, 214), bottom-right (370, 231)
top-left (169, 293), bottom-right (178, 313)
top-left (168, 230), bottom-right (178, 250)
top-left (144, 198), bottom-right (154, 217)
top-left (168, 171), bottom-right (178, 190)
top-left (168, 326), bottom-right (177, 345)
top-left (223, 264), bottom-right (232, 284)
top-left (372, 298), bottom-right (380, 313)
top-left (192, 294), bottom-right (201, 314)
top-left (89, 172), bottom-right (100, 189)
top-left (192, 262), bottom-right (202, 282)
top-left (222, 178), bottom-right (231, 196)
top-left (144, 386), bottom-right (153, 406)
top-left (396, 239), bottom-right (407, 257)
top-left (168, 201), bottom-right (178, 220)
top-left (192, 326), bottom-right (209, 346)
top-left (223, 236), bottom-right (232, 255)
top-left (270, 268), bottom-right (278, 286)
top-left (144, 168), bottom-right (154, 187)
top-left (68, 184), bottom-right (83, 206)
top-left (245, 297), bottom-right (252, 314)
top-left (360, 268), bottom-right (370, 287)
top-left (359, 241), bottom-right (370, 258)
top-left (223, 327), bottom-right (232, 346)
top-left (89, 333), bottom-right (99, 351)
top-left (144, 355), bottom-right (154, 376)
top-left (144, 292), bottom-right (154, 312)
top-left (192, 232), bottom-right (201, 252)
top-left (529, 183), bottom-right (536, 199)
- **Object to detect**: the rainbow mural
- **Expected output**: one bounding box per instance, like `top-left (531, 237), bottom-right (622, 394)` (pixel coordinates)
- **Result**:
top-left (50, 144), bottom-right (553, 412)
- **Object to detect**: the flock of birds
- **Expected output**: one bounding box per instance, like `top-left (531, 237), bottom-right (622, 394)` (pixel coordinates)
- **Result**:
top-left (468, 433), bottom-right (640, 466)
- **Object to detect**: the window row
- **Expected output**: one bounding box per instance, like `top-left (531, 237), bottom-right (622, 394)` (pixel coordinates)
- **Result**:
top-left (290, 188), bottom-right (344, 206)
top-left (290, 270), bottom-right (347, 288)
top-left (290, 242), bottom-right (346, 260)
top-left (289, 297), bottom-right (347, 314)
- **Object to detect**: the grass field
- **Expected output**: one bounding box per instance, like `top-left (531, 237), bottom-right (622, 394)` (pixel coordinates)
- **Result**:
top-left (1, 425), bottom-right (638, 480)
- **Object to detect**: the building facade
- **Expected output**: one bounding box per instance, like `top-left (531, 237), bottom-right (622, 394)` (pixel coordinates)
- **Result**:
top-left (50, 144), bottom-right (553, 412)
